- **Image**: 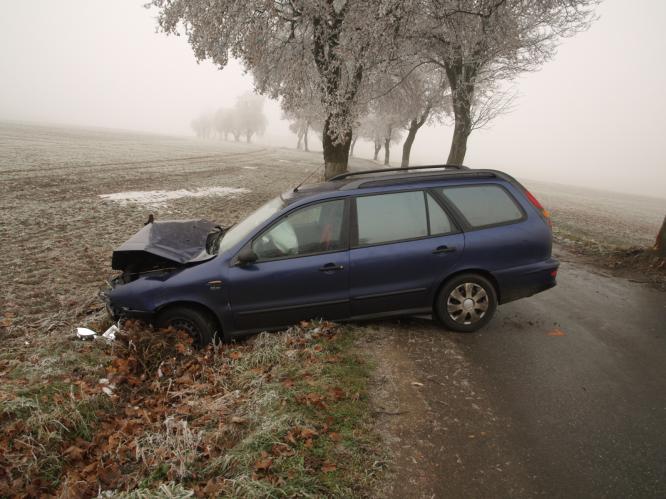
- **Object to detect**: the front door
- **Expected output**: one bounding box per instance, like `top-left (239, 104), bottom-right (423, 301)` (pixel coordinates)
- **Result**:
top-left (228, 198), bottom-right (350, 331)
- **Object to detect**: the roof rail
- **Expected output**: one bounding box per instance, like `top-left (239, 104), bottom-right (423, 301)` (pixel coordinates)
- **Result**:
top-left (356, 171), bottom-right (495, 189)
top-left (329, 164), bottom-right (468, 181)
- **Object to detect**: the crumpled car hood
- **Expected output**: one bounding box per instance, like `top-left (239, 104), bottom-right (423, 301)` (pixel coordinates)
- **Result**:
top-left (112, 219), bottom-right (217, 271)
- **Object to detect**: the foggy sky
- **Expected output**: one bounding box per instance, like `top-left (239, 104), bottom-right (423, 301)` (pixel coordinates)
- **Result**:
top-left (1, 0), bottom-right (664, 199)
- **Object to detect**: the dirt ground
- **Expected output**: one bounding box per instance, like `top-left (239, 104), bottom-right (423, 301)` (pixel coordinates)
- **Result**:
top-left (0, 122), bottom-right (376, 345)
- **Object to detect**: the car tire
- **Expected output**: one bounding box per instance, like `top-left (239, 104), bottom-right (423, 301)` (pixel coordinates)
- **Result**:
top-left (435, 273), bottom-right (498, 333)
top-left (155, 306), bottom-right (218, 347)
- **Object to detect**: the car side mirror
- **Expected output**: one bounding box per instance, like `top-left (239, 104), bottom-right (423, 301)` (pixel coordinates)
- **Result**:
top-left (237, 247), bottom-right (258, 266)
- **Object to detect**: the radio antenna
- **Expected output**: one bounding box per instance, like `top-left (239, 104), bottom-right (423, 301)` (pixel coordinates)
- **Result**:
top-left (293, 163), bottom-right (325, 192)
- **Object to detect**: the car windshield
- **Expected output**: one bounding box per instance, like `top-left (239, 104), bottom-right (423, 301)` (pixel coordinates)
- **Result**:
top-left (217, 196), bottom-right (285, 254)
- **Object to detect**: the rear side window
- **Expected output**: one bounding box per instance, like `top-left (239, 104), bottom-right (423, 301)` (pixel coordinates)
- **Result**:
top-left (356, 191), bottom-right (428, 245)
top-left (427, 193), bottom-right (453, 235)
top-left (440, 185), bottom-right (523, 228)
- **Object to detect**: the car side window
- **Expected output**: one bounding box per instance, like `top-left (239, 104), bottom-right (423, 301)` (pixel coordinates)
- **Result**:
top-left (426, 193), bottom-right (454, 235)
top-left (252, 199), bottom-right (346, 260)
top-left (440, 185), bottom-right (523, 228)
top-left (356, 191), bottom-right (428, 245)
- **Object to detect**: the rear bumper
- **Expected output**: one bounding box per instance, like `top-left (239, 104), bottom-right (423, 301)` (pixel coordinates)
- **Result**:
top-left (494, 258), bottom-right (559, 304)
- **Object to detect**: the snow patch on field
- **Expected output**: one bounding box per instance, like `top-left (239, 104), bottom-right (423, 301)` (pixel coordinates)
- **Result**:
top-left (100, 186), bottom-right (250, 207)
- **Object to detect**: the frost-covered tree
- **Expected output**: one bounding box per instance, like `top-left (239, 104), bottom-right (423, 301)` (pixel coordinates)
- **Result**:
top-left (395, 65), bottom-right (451, 167)
top-left (357, 113), bottom-right (386, 162)
top-left (150, 0), bottom-right (411, 179)
top-left (235, 93), bottom-right (267, 143)
top-left (191, 112), bottom-right (214, 139)
top-left (415, 0), bottom-right (598, 165)
top-left (283, 102), bottom-right (324, 152)
top-left (214, 108), bottom-right (236, 141)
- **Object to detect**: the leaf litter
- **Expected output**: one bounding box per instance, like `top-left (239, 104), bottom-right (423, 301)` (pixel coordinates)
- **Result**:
top-left (0, 319), bottom-right (382, 497)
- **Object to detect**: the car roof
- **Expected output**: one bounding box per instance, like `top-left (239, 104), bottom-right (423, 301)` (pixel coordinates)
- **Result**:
top-left (282, 164), bottom-right (516, 205)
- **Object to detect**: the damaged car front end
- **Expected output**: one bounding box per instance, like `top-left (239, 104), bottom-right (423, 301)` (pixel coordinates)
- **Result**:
top-left (102, 219), bottom-right (229, 335)
top-left (101, 196), bottom-right (286, 345)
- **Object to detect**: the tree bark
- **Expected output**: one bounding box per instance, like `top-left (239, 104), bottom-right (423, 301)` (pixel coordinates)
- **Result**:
top-left (296, 130), bottom-right (303, 150)
top-left (445, 62), bottom-right (474, 166)
top-left (401, 106), bottom-right (431, 168)
top-left (656, 215), bottom-right (666, 257)
top-left (304, 123), bottom-right (309, 152)
top-left (447, 94), bottom-right (472, 165)
top-left (384, 138), bottom-right (391, 166)
top-left (322, 114), bottom-right (352, 179)
top-left (350, 136), bottom-right (357, 157)
top-left (401, 123), bottom-right (418, 167)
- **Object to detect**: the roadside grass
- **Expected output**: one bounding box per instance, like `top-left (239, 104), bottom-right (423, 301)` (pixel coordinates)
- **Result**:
top-left (0, 325), bottom-right (113, 490)
top-left (0, 320), bottom-right (383, 497)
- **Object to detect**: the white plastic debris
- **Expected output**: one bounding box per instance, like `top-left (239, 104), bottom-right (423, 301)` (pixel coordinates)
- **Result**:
top-left (76, 327), bottom-right (97, 340)
top-left (102, 324), bottom-right (119, 341)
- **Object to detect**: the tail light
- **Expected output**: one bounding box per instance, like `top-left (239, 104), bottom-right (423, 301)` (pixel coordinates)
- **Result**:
top-left (524, 189), bottom-right (551, 227)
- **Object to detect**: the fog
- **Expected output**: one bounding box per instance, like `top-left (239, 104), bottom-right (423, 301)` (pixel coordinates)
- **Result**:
top-left (1, 0), bottom-right (664, 199)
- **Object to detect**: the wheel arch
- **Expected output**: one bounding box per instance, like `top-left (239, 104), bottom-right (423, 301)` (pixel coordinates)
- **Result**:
top-left (434, 268), bottom-right (501, 308)
top-left (154, 300), bottom-right (225, 339)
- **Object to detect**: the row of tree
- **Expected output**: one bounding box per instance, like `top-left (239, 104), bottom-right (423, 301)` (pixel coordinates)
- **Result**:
top-left (283, 65), bottom-right (456, 167)
top-left (152, 0), bottom-right (597, 179)
top-left (192, 93), bottom-right (267, 143)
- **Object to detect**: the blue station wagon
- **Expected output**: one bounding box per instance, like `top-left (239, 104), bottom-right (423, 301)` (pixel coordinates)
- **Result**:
top-left (104, 165), bottom-right (559, 344)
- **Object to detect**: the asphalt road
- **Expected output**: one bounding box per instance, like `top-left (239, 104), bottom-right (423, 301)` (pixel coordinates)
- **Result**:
top-left (368, 247), bottom-right (666, 498)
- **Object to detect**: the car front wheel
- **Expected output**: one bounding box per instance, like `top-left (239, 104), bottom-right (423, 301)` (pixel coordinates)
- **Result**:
top-left (155, 306), bottom-right (217, 347)
top-left (435, 274), bottom-right (498, 332)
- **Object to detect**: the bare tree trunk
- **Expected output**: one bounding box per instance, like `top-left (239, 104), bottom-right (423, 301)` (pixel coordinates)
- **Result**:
top-left (350, 136), bottom-right (358, 157)
top-left (296, 130), bottom-right (303, 150)
top-left (445, 63), bottom-right (474, 166)
top-left (373, 140), bottom-right (381, 161)
top-left (447, 96), bottom-right (472, 165)
top-left (656, 215), bottom-right (666, 257)
top-left (304, 123), bottom-right (309, 152)
top-left (384, 138), bottom-right (390, 165)
top-left (402, 106), bottom-right (431, 167)
top-left (401, 120), bottom-right (419, 167)
top-left (322, 114), bottom-right (352, 179)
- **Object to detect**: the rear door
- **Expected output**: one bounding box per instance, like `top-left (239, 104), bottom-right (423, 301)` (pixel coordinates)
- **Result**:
top-left (227, 198), bottom-right (351, 331)
top-left (349, 190), bottom-right (464, 317)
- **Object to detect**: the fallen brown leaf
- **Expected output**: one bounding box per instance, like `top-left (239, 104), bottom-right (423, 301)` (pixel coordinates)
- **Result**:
top-left (321, 461), bottom-right (337, 473)
top-left (329, 432), bottom-right (342, 442)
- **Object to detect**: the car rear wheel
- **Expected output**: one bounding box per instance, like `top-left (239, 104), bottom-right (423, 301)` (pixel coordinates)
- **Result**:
top-left (435, 274), bottom-right (498, 332)
top-left (155, 306), bottom-right (217, 347)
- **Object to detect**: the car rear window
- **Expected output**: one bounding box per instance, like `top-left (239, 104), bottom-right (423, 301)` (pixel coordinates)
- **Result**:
top-left (356, 191), bottom-right (428, 245)
top-left (440, 185), bottom-right (523, 228)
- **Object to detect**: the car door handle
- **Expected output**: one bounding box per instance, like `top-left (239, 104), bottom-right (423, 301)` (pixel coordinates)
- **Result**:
top-left (433, 245), bottom-right (457, 254)
top-left (319, 263), bottom-right (344, 272)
